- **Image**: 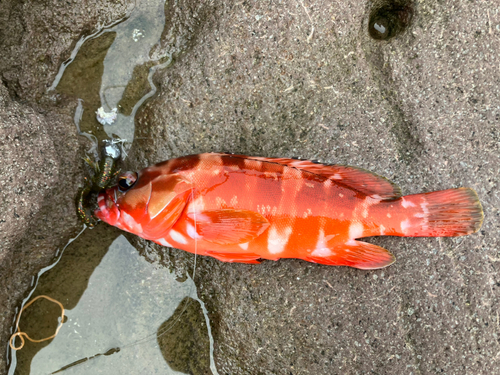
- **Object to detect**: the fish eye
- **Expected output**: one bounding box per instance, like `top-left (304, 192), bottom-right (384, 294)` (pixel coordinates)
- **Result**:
top-left (117, 171), bottom-right (138, 192)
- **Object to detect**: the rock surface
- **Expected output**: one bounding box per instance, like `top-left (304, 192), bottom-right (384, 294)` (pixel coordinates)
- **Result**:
top-left (1, 0), bottom-right (500, 374)
top-left (0, 0), bottom-right (129, 372)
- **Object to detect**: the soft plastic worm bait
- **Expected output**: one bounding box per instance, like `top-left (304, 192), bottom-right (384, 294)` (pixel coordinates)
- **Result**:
top-left (77, 141), bottom-right (121, 227)
top-left (9, 295), bottom-right (65, 350)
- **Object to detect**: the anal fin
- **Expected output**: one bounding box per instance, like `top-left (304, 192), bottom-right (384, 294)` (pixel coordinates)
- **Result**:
top-left (305, 241), bottom-right (395, 270)
top-left (205, 250), bottom-right (262, 264)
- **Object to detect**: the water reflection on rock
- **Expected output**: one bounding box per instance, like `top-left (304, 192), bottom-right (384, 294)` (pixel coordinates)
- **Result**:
top-left (8, 225), bottom-right (205, 375)
top-left (157, 297), bottom-right (211, 375)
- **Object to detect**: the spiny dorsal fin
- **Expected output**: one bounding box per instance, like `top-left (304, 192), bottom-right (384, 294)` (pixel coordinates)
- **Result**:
top-left (221, 154), bottom-right (401, 200)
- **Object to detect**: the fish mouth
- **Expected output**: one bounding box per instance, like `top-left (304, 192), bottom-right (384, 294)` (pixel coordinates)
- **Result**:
top-left (95, 187), bottom-right (120, 225)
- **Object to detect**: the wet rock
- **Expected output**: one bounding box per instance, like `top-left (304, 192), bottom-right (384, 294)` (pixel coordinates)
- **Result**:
top-left (368, 0), bottom-right (414, 41)
top-left (0, 0), bottom-right (129, 371)
top-left (0, 81), bottom-right (85, 373)
top-left (0, 0), bottom-right (130, 102)
top-left (1, 0), bottom-right (499, 374)
top-left (157, 297), bottom-right (211, 375)
top-left (129, 0), bottom-right (500, 374)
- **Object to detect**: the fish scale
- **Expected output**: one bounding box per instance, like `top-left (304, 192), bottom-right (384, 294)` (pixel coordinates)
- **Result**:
top-left (95, 153), bottom-right (484, 269)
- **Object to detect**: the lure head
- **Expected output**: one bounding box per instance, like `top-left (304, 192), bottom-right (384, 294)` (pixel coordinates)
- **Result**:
top-left (95, 167), bottom-right (193, 239)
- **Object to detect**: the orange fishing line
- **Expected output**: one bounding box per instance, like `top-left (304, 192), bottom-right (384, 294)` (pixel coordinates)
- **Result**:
top-left (9, 295), bottom-right (65, 351)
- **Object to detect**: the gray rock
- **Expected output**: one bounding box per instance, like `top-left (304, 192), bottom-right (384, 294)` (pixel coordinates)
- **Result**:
top-left (129, 0), bottom-right (500, 373)
top-left (0, 0), bottom-right (128, 372)
top-left (0, 81), bottom-right (86, 373)
top-left (1, 0), bottom-right (499, 374)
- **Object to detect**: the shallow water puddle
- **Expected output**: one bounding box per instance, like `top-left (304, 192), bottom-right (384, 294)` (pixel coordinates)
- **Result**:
top-left (49, 0), bottom-right (172, 145)
top-left (8, 1), bottom-right (219, 373)
top-left (8, 225), bottom-right (216, 374)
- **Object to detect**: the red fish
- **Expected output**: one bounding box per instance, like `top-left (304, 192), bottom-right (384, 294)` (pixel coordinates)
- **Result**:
top-left (95, 153), bottom-right (483, 269)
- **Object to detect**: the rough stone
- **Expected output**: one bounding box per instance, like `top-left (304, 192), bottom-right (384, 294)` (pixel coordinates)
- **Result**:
top-left (0, 0), bottom-right (129, 372)
top-left (129, 0), bottom-right (500, 374)
top-left (1, 0), bottom-right (500, 374)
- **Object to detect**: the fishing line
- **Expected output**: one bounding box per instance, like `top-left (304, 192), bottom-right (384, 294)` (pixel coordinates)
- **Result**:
top-left (114, 186), bottom-right (200, 350)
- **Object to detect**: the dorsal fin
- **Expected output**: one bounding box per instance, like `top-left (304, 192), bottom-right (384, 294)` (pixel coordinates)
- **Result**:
top-left (221, 154), bottom-right (401, 200)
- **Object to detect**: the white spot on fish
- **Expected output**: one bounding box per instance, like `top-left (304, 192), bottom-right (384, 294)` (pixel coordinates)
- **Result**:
top-left (312, 248), bottom-right (332, 257)
top-left (400, 219), bottom-right (411, 235)
top-left (264, 170), bottom-right (278, 180)
top-left (387, 213), bottom-right (392, 218)
top-left (170, 230), bottom-right (188, 244)
top-left (380, 224), bottom-right (386, 235)
top-left (230, 195), bottom-right (238, 206)
top-left (401, 197), bottom-right (417, 208)
top-left (346, 239), bottom-right (358, 246)
top-left (332, 173), bottom-right (342, 180)
top-left (362, 196), bottom-right (382, 218)
top-left (339, 193), bottom-right (344, 198)
top-left (190, 196), bottom-right (206, 212)
top-left (312, 229), bottom-right (332, 256)
top-left (421, 198), bottom-right (429, 217)
top-left (267, 226), bottom-right (293, 254)
top-left (302, 208), bottom-right (313, 219)
top-left (186, 223), bottom-right (202, 239)
top-left (158, 238), bottom-right (173, 247)
top-left (121, 211), bottom-right (143, 234)
top-left (216, 197), bottom-right (227, 207)
top-left (239, 242), bottom-right (249, 250)
top-left (349, 222), bottom-right (364, 239)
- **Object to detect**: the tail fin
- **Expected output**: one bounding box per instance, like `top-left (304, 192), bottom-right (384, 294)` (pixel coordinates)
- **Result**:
top-left (398, 188), bottom-right (483, 237)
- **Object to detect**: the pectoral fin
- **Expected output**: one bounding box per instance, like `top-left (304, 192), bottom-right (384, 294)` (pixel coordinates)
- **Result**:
top-left (305, 241), bottom-right (395, 270)
top-left (187, 209), bottom-right (270, 245)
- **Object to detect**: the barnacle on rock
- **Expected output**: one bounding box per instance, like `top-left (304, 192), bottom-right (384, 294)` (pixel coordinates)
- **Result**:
top-left (96, 107), bottom-right (118, 126)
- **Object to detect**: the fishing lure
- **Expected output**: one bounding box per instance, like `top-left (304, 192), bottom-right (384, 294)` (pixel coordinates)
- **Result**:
top-left (95, 153), bottom-right (483, 269)
top-left (77, 141), bottom-right (121, 227)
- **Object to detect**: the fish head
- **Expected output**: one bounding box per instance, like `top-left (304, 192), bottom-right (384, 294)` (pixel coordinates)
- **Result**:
top-left (95, 168), bottom-right (193, 238)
